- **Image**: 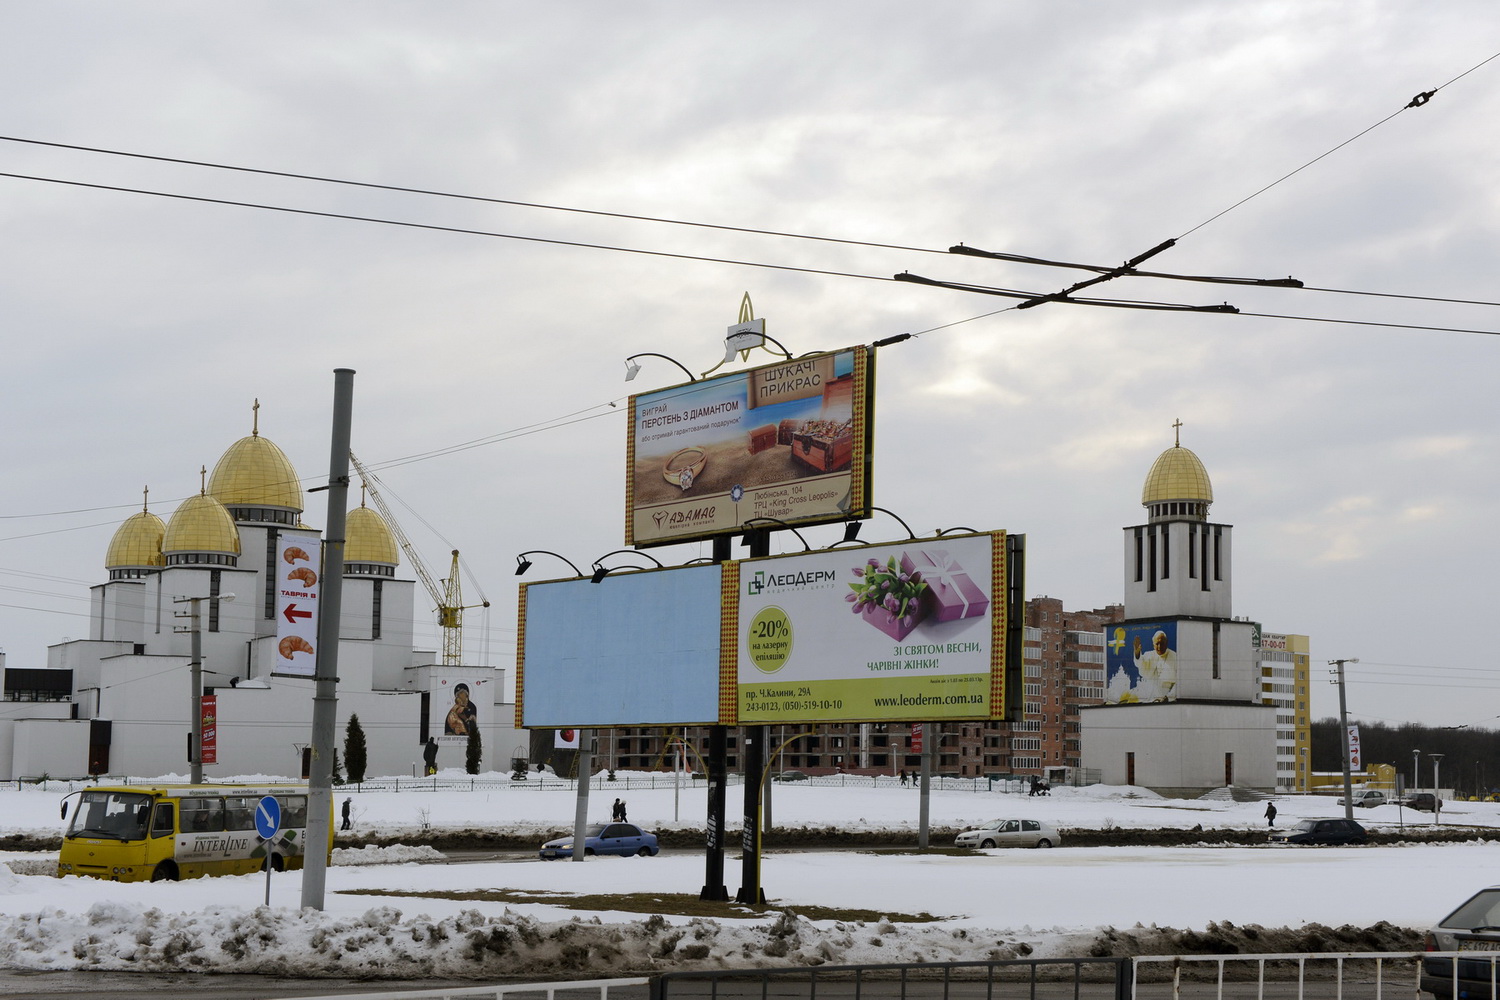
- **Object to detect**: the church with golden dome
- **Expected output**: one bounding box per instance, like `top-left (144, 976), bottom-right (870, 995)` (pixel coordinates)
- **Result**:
top-left (1078, 424), bottom-right (1307, 795)
top-left (12, 404), bottom-right (515, 780)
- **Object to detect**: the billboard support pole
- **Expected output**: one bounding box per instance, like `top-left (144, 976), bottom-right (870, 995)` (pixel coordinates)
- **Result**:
top-left (736, 724), bottom-right (765, 903)
top-left (700, 725), bottom-right (728, 900)
top-left (918, 722), bottom-right (933, 849)
top-left (571, 729), bottom-right (593, 861)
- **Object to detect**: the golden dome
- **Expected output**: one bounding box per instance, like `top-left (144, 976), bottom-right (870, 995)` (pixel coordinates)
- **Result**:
top-left (346, 504), bottom-right (400, 565)
top-left (208, 428), bottom-right (303, 514)
top-left (163, 492), bottom-right (241, 557)
top-left (106, 509), bottom-right (166, 569)
top-left (1142, 444), bottom-right (1213, 505)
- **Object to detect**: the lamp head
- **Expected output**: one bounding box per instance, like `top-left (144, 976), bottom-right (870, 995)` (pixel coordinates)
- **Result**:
top-left (515, 557), bottom-right (533, 576)
top-left (842, 521), bottom-right (862, 543)
top-left (219, 593), bottom-right (236, 603)
top-left (590, 565), bottom-right (609, 584)
top-left (624, 360), bottom-right (642, 382)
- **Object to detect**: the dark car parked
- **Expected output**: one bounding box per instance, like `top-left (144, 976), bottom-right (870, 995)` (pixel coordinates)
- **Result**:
top-left (772, 770), bottom-right (809, 782)
top-left (1404, 793), bottom-right (1442, 812)
top-left (1422, 886), bottom-right (1500, 998)
top-left (1269, 818), bottom-right (1367, 846)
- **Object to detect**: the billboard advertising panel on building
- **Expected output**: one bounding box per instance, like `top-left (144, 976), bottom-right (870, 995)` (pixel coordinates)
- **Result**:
top-left (516, 565), bottom-right (726, 728)
top-left (734, 532), bottom-right (1006, 723)
top-left (1103, 621), bottom-right (1179, 704)
top-left (430, 668), bottom-right (492, 749)
top-left (625, 347), bottom-right (872, 547)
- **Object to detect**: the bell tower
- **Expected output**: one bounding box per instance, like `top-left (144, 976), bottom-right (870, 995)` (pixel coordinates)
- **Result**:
top-left (1123, 420), bottom-right (1232, 620)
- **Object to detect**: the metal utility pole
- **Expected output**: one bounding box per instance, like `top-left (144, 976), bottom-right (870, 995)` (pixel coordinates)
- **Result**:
top-left (301, 368), bottom-right (355, 911)
top-left (1330, 658), bottom-right (1357, 822)
top-left (176, 591), bottom-right (236, 785)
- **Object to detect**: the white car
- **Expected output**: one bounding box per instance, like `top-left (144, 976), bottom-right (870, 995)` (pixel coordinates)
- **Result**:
top-left (955, 819), bottom-right (1061, 849)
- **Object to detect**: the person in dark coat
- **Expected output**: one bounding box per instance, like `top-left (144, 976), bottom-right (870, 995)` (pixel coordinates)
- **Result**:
top-left (1264, 801), bottom-right (1277, 827)
top-left (422, 737), bottom-right (439, 776)
top-left (341, 798), bottom-right (353, 831)
top-left (612, 798), bottom-right (623, 821)
top-left (618, 799), bottom-right (628, 822)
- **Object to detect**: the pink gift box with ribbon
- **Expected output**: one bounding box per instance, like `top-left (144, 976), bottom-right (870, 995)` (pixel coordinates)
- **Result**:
top-left (861, 601), bottom-right (925, 641)
top-left (902, 549), bottom-right (990, 623)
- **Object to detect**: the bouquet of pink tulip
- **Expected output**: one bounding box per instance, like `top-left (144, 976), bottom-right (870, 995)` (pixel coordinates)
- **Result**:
top-left (846, 553), bottom-right (929, 634)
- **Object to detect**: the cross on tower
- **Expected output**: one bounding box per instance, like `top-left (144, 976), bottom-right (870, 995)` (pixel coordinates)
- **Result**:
top-left (1172, 418), bottom-right (1183, 446)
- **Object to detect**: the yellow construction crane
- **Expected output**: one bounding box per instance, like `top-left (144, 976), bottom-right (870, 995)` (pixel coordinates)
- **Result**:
top-left (349, 451), bottom-right (490, 666)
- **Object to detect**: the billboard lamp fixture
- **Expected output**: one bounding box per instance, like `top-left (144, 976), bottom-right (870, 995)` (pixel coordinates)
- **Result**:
top-left (515, 551), bottom-right (584, 578)
top-left (842, 520), bottom-right (861, 543)
top-left (590, 549), bottom-right (666, 583)
top-left (871, 507), bottom-right (918, 540)
top-left (624, 353), bottom-right (698, 383)
top-left (742, 517), bottom-right (812, 552)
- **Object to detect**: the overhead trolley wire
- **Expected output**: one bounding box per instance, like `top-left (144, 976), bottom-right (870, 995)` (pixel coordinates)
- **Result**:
top-left (3, 135), bottom-right (1497, 310)
top-left (0, 134), bottom-right (941, 258)
top-left (0, 169), bottom-right (892, 287)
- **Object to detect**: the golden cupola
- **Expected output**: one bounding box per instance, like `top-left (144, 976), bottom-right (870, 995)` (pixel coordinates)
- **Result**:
top-left (163, 469), bottom-right (241, 567)
top-left (106, 488), bottom-right (166, 579)
top-left (1141, 421), bottom-right (1213, 522)
top-left (207, 400), bottom-right (303, 525)
top-left (345, 497), bottom-right (400, 577)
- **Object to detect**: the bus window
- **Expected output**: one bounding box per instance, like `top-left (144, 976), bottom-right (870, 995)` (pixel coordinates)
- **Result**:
top-left (279, 796), bottom-right (308, 830)
top-left (150, 802), bottom-right (174, 838)
top-left (224, 796), bottom-right (258, 832)
top-left (180, 797), bottom-right (224, 833)
top-left (66, 790), bottom-right (152, 842)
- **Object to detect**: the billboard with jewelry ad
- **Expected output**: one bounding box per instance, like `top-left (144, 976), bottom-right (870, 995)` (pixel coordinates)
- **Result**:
top-left (625, 346), bottom-right (872, 547)
top-left (733, 532), bottom-right (1006, 723)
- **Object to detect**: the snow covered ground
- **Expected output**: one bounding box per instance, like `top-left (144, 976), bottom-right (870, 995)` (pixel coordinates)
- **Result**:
top-left (0, 773), bottom-right (1491, 978)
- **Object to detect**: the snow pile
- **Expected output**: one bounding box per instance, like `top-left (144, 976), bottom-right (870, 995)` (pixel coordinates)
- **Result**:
top-left (332, 844), bottom-right (445, 866)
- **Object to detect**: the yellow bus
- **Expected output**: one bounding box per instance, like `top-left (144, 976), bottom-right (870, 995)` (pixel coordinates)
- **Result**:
top-left (57, 784), bottom-right (333, 883)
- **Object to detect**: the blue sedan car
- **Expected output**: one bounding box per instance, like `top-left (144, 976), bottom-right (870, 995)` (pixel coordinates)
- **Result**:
top-left (539, 822), bottom-right (660, 860)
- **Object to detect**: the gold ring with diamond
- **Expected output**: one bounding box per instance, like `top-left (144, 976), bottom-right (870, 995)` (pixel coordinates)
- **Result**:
top-left (663, 447), bottom-right (706, 490)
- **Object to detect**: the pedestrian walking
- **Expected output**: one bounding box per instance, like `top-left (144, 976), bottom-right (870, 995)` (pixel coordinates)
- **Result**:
top-left (1264, 801), bottom-right (1277, 827)
top-left (899, 770), bottom-right (908, 787)
top-left (612, 798), bottom-right (623, 821)
top-left (341, 797), bottom-right (352, 831)
top-left (618, 799), bottom-right (628, 822)
top-left (422, 737), bottom-right (439, 776)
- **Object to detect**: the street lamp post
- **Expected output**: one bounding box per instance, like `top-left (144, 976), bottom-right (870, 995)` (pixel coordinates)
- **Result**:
top-left (175, 592), bottom-right (235, 784)
top-left (1431, 753), bottom-right (1445, 825)
top-left (1412, 749), bottom-right (1420, 796)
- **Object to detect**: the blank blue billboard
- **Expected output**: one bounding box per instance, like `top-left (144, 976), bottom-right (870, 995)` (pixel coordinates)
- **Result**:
top-left (518, 565), bottom-right (723, 727)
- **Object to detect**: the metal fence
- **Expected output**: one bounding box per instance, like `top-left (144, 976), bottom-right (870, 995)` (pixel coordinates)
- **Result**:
top-left (277, 977), bottom-right (650, 1000)
top-left (652, 957), bottom-right (1131, 1000)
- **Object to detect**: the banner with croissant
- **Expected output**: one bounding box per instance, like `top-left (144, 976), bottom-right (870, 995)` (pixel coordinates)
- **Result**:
top-left (273, 531), bottom-right (323, 678)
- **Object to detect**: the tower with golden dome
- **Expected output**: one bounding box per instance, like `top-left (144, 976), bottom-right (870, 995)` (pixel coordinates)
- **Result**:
top-left (1123, 419), bottom-right (1231, 621)
top-left (1080, 422), bottom-right (1278, 796)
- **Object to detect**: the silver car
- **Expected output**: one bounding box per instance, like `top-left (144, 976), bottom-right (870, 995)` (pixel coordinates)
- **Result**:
top-left (955, 819), bottom-right (1061, 849)
top-left (1422, 886), bottom-right (1500, 998)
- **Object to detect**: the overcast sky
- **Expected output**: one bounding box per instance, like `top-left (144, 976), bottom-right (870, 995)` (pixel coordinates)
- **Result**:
top-left (2, 4), bottom-right (1497, 729)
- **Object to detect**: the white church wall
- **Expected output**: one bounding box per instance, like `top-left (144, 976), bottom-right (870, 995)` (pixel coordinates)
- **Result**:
top-left (1080, 701), bottom-right (1277, 794)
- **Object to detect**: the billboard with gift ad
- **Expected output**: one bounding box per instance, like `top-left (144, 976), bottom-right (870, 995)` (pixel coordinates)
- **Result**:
top-left (516, 565), bottom-right (727, 727)
top-left (734, 532), bottom-right (1006, 723)
top-left (1103, 621), bottom-right (1179, 704)
top-left (625, 347), bottom-right (872, 547)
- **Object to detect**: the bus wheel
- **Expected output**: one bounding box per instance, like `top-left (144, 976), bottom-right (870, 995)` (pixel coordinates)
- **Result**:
top-left (263, 853), bottom-right (285, 873)
top-left (150, 862), bottom-right (178, 882)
